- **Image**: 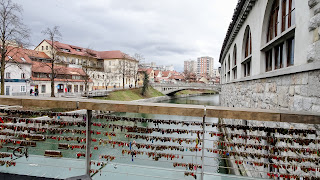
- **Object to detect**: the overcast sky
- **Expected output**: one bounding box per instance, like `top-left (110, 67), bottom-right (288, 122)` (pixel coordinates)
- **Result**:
top-left (14, 0), bottom-right (237, 72)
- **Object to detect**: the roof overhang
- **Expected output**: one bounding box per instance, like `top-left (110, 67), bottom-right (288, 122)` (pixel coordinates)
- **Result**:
top-left (219, 0), bottom-right (257, 63)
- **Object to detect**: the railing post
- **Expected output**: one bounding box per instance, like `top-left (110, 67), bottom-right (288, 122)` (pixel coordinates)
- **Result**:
top-left (201, 105), bottom-right (206, 180)
top-left (86, 110), bottom-right (92, 175)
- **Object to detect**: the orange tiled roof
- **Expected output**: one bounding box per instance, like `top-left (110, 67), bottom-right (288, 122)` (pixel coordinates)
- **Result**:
top-left (32, 61), bottom-right (86, 76)
top-left (31, 77), bottom-right (88, 82)
top-left (43, 40), bottom-right (136, 60)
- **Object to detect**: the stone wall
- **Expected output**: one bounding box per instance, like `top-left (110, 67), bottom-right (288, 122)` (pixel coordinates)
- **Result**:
top-left (220, 69), bottom-right (320, 112)
top-left (220, 69), bottom-right (320, 179)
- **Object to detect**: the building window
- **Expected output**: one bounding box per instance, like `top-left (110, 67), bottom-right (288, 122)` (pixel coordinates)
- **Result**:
top-left (267, 0), bottom-right (280, 42)
top-left (228, 55), bottom-right (230, 72)
top-left (41, 85), bottom-right (46, 93)
top-left (282, 0), bottom-right (295, 32)
top-left (245, 30), bottom-right (252, 58)
top-left (287, 37), bottom-right (295, 67)
top-left (242, 26), bottom-right (252, 77)
top-left (80, 85), bottom-right (84, 92)
top-left (232, 68), bottom-right (237, 79)
top-left (243, 61), bottom-right (251, 77)
top-left (266, 50), bottom-right (273, 72)
top-left (46, 46), bottom-right (48, 50)
top-left (21, 73), bottom-right (25, 79)
top-left (74, 85), bottom-right (78, 93)
top-left (274, 43), bottom-right (284, 69)
top-left (265, 0), bottom-right (295, 72)
top-left (268, 0), bottom-right (295, 42)
top-left (233, 45), bottom-right (237, 66)
top-left (20, 86), bottom-right (26, 92)
top-left (42, 46), bottom-right (44, 50)
top-left (5, 72), bottom-right (10, 79)
top-left (232, 45), bottom-right (237, 80)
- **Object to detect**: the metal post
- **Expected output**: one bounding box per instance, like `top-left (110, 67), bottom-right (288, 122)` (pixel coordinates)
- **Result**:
top-left (86, 110), bottom-right (92, 175)
top-left (201, 105), bottom-right (206, 180)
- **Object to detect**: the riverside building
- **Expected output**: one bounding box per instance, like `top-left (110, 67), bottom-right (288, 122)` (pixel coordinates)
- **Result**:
top-left (219, 0), bottom-right (320, 179)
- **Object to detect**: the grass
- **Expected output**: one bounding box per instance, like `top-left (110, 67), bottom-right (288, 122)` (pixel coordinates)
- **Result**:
top-left (94, 86), bottom-right (164, 101)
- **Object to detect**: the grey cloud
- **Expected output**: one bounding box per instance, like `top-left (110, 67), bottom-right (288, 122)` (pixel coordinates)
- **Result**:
top-left (14, 0), bottom-right (238, 71)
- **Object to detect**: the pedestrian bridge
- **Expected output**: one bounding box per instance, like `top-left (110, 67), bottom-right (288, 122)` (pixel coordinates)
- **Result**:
top-left (151, 83), bottom-right (221, 95)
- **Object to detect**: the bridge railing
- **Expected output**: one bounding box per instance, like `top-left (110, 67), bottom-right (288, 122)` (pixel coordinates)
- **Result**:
top-left (0, 96), bottom-right (319, 180)
top-left (150, 82), bottom-right (220, 87)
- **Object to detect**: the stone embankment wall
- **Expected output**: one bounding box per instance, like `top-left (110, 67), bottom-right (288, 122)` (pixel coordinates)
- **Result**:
top-left (133, 93), bottom-right (212, 103)
top-left (220, 69), bottom-right (320, 178)
top-left (220, 70), bottom-right (320, 112)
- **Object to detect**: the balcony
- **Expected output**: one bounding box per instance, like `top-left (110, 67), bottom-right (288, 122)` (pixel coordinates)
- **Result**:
top-left (0, 96), bottom-right (319, 180)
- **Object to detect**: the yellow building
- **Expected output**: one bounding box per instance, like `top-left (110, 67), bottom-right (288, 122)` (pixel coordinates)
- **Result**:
top-left (35, 40), bottom-right (138, 90)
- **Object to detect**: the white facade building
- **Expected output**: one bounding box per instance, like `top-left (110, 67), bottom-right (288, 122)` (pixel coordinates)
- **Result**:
top-left (220, 0), bottom-right (318, 84)
top-left (1, 47), bottom-right (32, 96)
top-left (219, 0), bottom-right (320, 179)
top-left (184, 60), bottom-right (197, 74)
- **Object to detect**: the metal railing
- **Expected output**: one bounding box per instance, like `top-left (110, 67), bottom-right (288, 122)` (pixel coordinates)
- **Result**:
top-left (0, 96), bottom-right (319, 180)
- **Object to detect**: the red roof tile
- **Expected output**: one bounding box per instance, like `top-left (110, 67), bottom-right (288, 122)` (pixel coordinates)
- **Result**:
top-left (2, 46), bottom-right (33, 64)
top-left (32, 61), bottom-right (86, 76)
top-left (161, 71), bottom-right (171, 77)
top-left (154, 70), bottom-right (161, 76)
top-left (43, 40), bottom-right (136, 61)
top-left (31, 77), bottom-right (88, 82)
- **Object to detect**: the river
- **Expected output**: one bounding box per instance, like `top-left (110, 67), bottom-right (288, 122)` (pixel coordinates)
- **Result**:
top-left (159, 94), bottom-right (220, 106)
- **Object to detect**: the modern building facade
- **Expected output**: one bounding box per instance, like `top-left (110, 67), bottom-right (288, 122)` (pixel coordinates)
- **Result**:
top-left (197, 56), bottom-right (214, 78)
top-left (183, 60), bottom-right (197, 74)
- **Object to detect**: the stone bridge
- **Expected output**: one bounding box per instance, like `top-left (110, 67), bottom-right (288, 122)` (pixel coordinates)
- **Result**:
top-left (151, 83), bottom-right (221, 95)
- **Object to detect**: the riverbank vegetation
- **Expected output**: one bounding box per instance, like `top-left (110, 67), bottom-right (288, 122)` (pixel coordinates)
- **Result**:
top-left (94, 86), bottom-right (164, 101)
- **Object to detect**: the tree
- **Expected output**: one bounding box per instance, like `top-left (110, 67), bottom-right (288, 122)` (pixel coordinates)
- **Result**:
top-left (141, 71), bottom-right (149, 96)
top-left (118, 53), bottom-right (131, 89)
top-left (81, 48), bottom-right (96, 95)
top-left (132, 53), bottom-right (143, 88)
top-left (0, 0), bottom-right (30, 95)
top-left (183, 69), bottom-right (192, 82)
top-left (41, 26), bottom-right (62, 97)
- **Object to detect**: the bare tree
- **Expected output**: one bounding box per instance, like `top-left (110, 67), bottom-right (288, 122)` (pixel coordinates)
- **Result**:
top-left (41, 26), bottom-right (62, 97)
top-left (81, 48), bottom-right (96, 95)
top-left (0, 0), bottom-right (30, 95)
top-left (117, 53), bottom-right (131, 89)
top-left (132, 53), bottom-right (143, 88)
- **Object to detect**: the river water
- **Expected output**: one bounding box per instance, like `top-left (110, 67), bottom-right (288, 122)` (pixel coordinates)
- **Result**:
top-left (0, 94), bottom-right (241, 180)
top-left (159, 94), bottom-right (220, 106)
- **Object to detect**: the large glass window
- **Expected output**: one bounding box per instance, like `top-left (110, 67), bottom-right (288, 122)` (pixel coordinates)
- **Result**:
top-left (242, 27), bottom-right (252, 77)
top-left (245, 32), bottom-right (252, 58)
top-left (266, 50), bottom-right (273, 72)
top-left (274, 43), bottom-right (284, 69)
top-left (233, 45), bottom-right (237, 66)
top-left (267, 0), bottom-right (279, 42)
top-left (265, 0), bottom-right (295, 72)
top-left (232, 45), bottom-right (237, 80)
top-left (287, 37), bottom-right (295, 67)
